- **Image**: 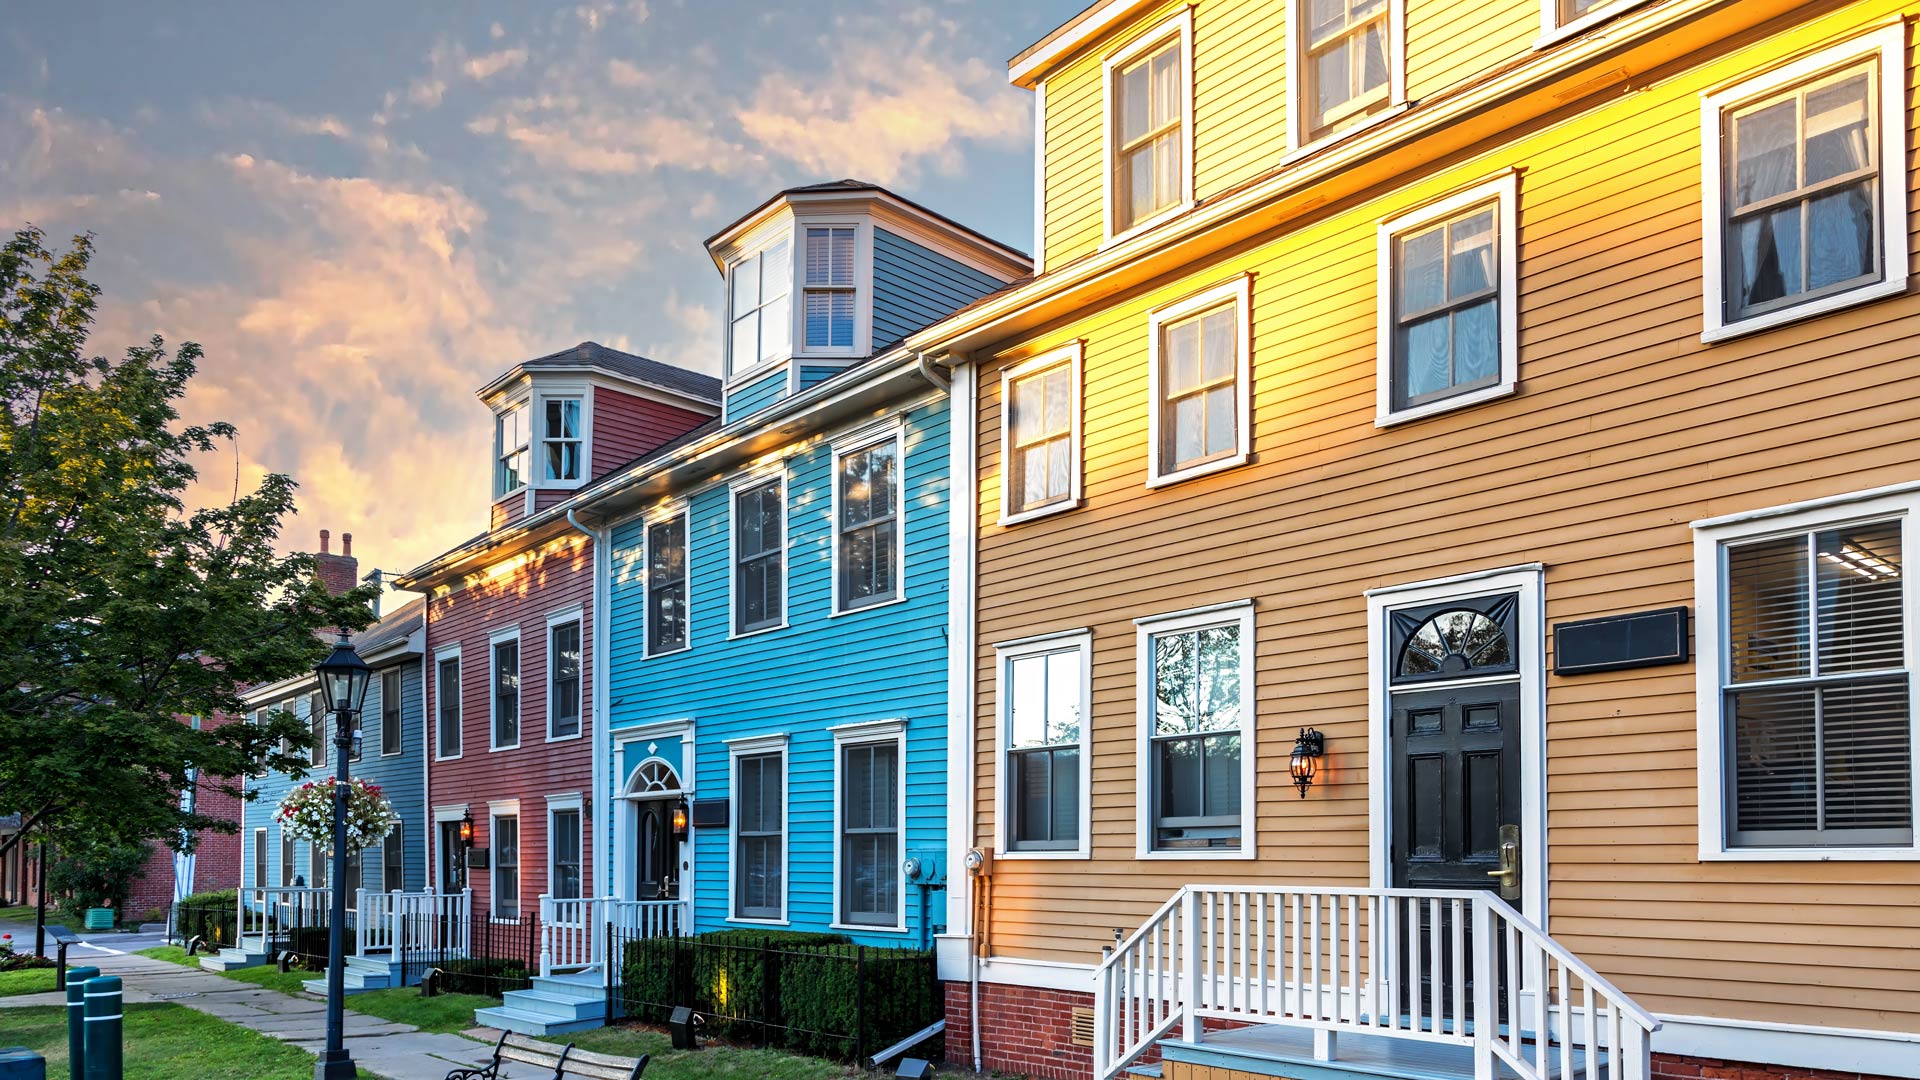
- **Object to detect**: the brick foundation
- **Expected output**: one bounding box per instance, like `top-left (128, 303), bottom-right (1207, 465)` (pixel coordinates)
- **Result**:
top-left (1653, 1054), bottom-right (1908, 1080)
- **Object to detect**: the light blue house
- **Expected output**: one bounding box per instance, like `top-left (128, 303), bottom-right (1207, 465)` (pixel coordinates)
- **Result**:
top-left (215, 595), bottom-right (432, 988)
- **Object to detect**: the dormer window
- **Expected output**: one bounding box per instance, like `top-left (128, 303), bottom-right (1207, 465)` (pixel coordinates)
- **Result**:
top-left (729, 236), bottom-right (791, 375)
top-left (494, 401), bottom-right (529, 497)
top-left (542, 397), bottom-right (582, 483)
top-left (802, 226), bottom-right (857, 351)
top-left (1105, 12), bottom-right (1192, 239)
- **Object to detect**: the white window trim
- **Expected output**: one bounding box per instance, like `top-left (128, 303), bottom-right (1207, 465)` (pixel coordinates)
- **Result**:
top-left (488, 625), bottom-right (522, 753)
top-left (252, 827), bottom-right (268, 890)
top-left (728, 468), bottom-right (792, 639)
top-left (794, 218), bottom-right (873, 360)
top-left (727, 734), bottom-right (791, 926)
top-left (1101, 9), bottom-right (1196, 246)
top-left (488, 802), bottom-right (521, 921)
top-left (994, 630), bottom-right (1094, 860)
top-left (433, 644), bottom-right (463, 762)
top-left (1286, 0), bottom-right (1407, 155)
top-left (1364, 564), bottom-right (1549, 926)
top-left (1145, 275), bottom-right (1254, 489)
top-left (643, 504), bottom-right (693, 658)
top-left (493, 393), bottom-right (532, 502)
top-left (725, 229), bottom-right (796, 383)
top-left (545, 607), bottom-right (585, 744)
top-left (1534, 0), bottom-right (1656, 49)
top-left (830, 423), bottom-right (909, 617)
top-left (545, 793), bottom-right (585, 902)
top-left (1133, 600), bottom-right (1258, 860)
top-left (433, 804), bottom-right (469, 895)
top-left (1698, 24), bottom-right (1909, 344)
top-left (378, 667), bottom-right (404, 758)
top-left (997, 343), bottom-right (1085, 526)
top-left (831, 719), bottom-right (910, 932)
top-left (533, 385), bottom-right (593, 491)
top-left (1374, 170), bottom-right (1521, 428)
top-left (1692, 484), bottom-right (1920, 862)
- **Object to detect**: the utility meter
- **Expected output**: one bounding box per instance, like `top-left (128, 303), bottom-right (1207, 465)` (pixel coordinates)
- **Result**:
top-left (964, 847), bottom-right (992, 875)
top-left (902, 856), bottom-right (923, 880)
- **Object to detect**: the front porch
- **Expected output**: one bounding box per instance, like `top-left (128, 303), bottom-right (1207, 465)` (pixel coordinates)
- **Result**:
top-left (1095, 886), bottom-right (1659, 1080)
top-left (474, 895), bottom-right (686, 1036)
top-left (199, 885), bottom-right (473, 994)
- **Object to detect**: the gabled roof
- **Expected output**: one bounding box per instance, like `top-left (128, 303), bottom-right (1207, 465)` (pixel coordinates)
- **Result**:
top-left (356, 596), bottom-right (425, 654)
top-left (477, 341), bottom-right (722, 405)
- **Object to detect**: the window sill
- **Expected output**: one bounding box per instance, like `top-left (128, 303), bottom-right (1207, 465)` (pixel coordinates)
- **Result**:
top-left (434, 752), bottom-right (464, 762)
top-left (1101, 201), bottom-right (1197, 252)
top-left (725, 916), bottom-right (790, 927)
top-left (1145, 451), bottom-right (1248, 490)
top-left (643, 644), bottom-right (692, 661)
top-left (998, 498), bottom-right (1080, 528)
top-left (1135, 846), bottom-right (1258, 861)
top-left (830, 921), bottom-right (909, 934)
top-left (488, 743), bottom-right (522, 753)
top-left (1701, 277), bottom-right (1907, 344)
top-left (1532, 0), bottom-right (1657, 50)
top-left (1697, 845), bottom-right (1920, 862)
top-left (830, 594), bottom-right (909, 619)
top-left (544, 731), bottom-right (584, 744)
top-left (725, 356), bottom-right (791, 387)
top-left (380, 749), bottom-right (403, 758)
top-left (1283, 102), bottom-right (1412, 167)
top-left (1375, 381), bottom-right (1517, 428)
top-left (728, 621), bottom-right (790, 642)
top-left (994, 848), bottom-right (1091, 861)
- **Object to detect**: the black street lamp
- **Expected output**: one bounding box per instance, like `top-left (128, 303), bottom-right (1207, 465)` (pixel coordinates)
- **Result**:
top-left (313, 631), bottom-right (371, 1080)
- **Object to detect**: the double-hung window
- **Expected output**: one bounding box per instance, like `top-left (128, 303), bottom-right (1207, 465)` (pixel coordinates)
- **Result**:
top-left (1696, 489), bottom-right (1916, 858)
top-left (1703, 28), bottom-right (1906, 339)
top-left (733, 478), bottom-right (785, 634)
top-left (1147, 277), bottom-right (1251, 486)
top-left (550, 807), bottom-right (582, 900)
top-left (729, 237), bottom-right (791, 374)
top-left (1298, 0), bottom-right (1396, 143)
top-left (491, 634), bottom-right (520, 750)
top-left (435, 652), bottom-right (462, 759)
top-left (280, 831), bottom-right (295, 887)
top-left (802, 227), bottom-right (857, 351)
top-left (837, 729), bottom-right (902, 928)
top-left (834, 434), bottom-right (902, 612)
top-left (310, 841), bottom-right (329, 889)
top-left (380, 669), bottom-right (402, 756)
top-left (998, 632), bottom-right (1091, 856)
top-left (1000, 344), bottom-right (1082, 522)
top-left (495, 402), bottom-right (529, 497)
top-left (1138, 602), bottom-right (1256, 855)
top-left (1377, 173), bottom-right (1519, 424)
top-left (309, 692), bottom-right (327, 767)
top-left (1105, 13), bottom-right (1191, 237)
top-left (548, 618), bottom-right (582, 739)
top-left (491, 813), bottom-right (519, 919)
top-left (646, 512), bottom-right (690, 654)
top-left (542, 397), bottom-right (583, 483)
top-left (733, 747), bottom-right (785, 920)
top-left (383, 822), bottom-right (405, 892)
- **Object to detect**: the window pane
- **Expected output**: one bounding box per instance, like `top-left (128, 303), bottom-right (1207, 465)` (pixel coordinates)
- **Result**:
top-left (1400, 227), bottom-right (1445, 313)
top-left (1120, 59), bottom-right (1150, 144)
top-left (546, 399), bottom-right (579, 439)
top-left (1204, 733), bottom-right (1243, 817)
top-left (1805, 74), bottom-right (1871, 185)
top-left (842, 743), bottom-right (900, 923)
top-left (732, 313), bottom-right (758, 372)
top-left (550, 623), bottom-right (581, 737)
top-left (1201, 308), bottom-right (1235, 382)
top-left (1158, 736), bottom-right (1204, 819)
top-left (1314, 39), bottom-right (1350, 119)
top-left (762, 238), bottom-right (791, 297)
top-left (1452, 300), bottom-right (1499, 386)
top-left (1009, 654), bottom-right (1050, 748)
top-left (1814, 520), bottom-right (1903, 673)
top-left (1045, 649), bottom-right (1084, 743)
top-left (761, 293), bottom-right (790, 362)
top-left (1449, 211), bottom-right (1495, 297)
top-left (1734, 204), bottom-right (1803, 308)
top-left (437, 658), bottom-right (461, 756)
top-left (1151, 47), bottom-right (1180, 128)
top-left (1734, 98), bottom-right (1798, 207)
top-left (1165, 318), bottom-right (1201, 394)
top-left (1153, 624), bottom-right (1242, 734)
top-left (552, 810), bottom-right (581, 900)
top-left (806, 227), bottom-right (854, 286)
top-left (1727, 535), bottom-right (1810, 681)
top-left (1402, 317), bottom-right (1450, 401)
top-left (1823, 678), bottom-right (1913, 832)
top-left (1204, 386), bottom-right (1236, 458)
top-left (494, 642), bottom-right (519, 745)
top-left (1807, 184), bottom-right (1875, 290)
top-left (493, 817), bottom-right (519, 918)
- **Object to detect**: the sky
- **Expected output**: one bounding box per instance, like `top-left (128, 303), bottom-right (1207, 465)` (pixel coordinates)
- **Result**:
top-left (0, 0), bottom-right (1078, 583)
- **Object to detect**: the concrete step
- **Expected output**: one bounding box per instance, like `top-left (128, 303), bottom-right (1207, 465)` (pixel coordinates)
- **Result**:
top-left (473, 1004), bottom-right (605, 1037)
top-left (197, 948), bottom-right (269, 973)
top-left (499, 989), bottom-right (606, 1022)
top-left (526, 971), bottom-right (603, 1002)
top-left (1125, 1065), bottom-right (1164, 1078)
top-left (301, 968), bottom-right (391, 995)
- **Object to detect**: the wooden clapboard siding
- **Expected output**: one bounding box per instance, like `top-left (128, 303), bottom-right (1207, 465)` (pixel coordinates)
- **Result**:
top-left (590, 385), bottom-right (714, 480)
top-left (970, 0), bottom-right (1920, 1036)
top-left (1405, 0), bottom-right (1539, 100)
top-left (1191, 0), bottom-right (1289, 203)
top-left (872, 228), bottom-right (1007, 350)
top-left (725, 367), bottom-right (787, 423)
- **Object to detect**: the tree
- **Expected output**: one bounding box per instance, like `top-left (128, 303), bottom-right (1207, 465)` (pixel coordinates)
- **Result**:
top-left (0, 226), bottom-right (376, 863)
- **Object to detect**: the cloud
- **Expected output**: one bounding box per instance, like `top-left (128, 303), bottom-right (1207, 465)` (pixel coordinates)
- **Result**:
top-left (464, 48), bottom-right (527, 82)
top-left (469, 95), bottom-right (747, 176)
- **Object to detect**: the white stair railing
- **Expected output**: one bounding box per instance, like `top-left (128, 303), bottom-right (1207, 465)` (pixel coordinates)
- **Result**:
top-left (539, 895), bottom-right (608, 976)
top-left (1092, 885), bottom-right (1660, 1080)
top-left (608, 899), bottom-right (683, 940)
top-left (237, 886), bottom-right (331, 953)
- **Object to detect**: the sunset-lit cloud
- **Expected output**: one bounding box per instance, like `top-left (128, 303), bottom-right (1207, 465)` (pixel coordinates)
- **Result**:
top-left (0, 1), bottom-right (1063, 576)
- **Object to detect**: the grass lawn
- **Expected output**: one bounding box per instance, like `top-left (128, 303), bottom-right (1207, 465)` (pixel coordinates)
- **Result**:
top-left (217, 963), bottom-right (315, 995)
top-left (4, 1002), bottom-right (324, 1079)
top-left (345, 986), bottom-right (498, 1034)
top-left (0, 904), bottom-right (37, 921)
top-left (546, 1026), bottom-right (865, 1080)
top-left (133, 945), bottom-right (198, 966)
top-left (0, 965), bottom-right (58, 996)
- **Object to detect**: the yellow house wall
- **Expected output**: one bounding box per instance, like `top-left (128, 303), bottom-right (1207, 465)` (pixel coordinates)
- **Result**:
top-left (980, 0), bottom-right (1920, 1034)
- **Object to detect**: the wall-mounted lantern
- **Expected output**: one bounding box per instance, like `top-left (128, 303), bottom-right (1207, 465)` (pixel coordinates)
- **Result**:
top-left (1289, 727), bottom-right (1325, 799)
top-left (458, 809), bottom-right (475, 846)
top-left (671, 796), bottom-right (690, 842)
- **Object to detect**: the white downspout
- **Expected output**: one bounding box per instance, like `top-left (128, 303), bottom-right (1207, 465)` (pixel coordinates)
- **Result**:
top-left (940, 358), bottom-right (981, 1070)
top-left (566, 509), bottom-right (614, 903)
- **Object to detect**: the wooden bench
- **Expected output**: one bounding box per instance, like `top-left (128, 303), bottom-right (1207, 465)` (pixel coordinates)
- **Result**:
top-left (444, 1031), bottom-right (648, 1080)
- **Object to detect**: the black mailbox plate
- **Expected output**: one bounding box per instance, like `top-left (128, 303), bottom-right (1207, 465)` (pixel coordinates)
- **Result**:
top-left (1553, 606), bottom-right (1689, 676)
top-left (690, 797), bottom-right (728, 829)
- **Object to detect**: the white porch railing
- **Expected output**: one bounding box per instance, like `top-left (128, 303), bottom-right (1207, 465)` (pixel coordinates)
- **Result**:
top-left (1092, 886), bottom-right (1660, 1080)
top-left (538, 896), bottom-right (687, 978)
top-left (355, 888), bottom-right (472, 957)
top-left (236, 886), bottom-right (330, 951)
top-left (609, 898), bottom-right (684, 940)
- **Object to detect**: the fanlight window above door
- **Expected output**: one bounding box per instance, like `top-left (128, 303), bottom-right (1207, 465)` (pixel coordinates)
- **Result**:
top-left (1392, 594), bottom-right (1519, 683)
top-left (627, 760), bottom-right (682, 796)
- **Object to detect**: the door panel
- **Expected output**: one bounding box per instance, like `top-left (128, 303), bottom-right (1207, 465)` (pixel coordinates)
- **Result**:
top-left (1392, 682), bottom-right (1520, 891)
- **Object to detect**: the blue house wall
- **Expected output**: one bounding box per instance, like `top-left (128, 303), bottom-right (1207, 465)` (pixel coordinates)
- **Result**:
top-left (240, 657), bottom-right (429, 899)
top-left (725, 367), bottom-right (787, 422)
top-left (871, 228), bottom-right (1007, 350)
top-left (604, 395), bottom-right (950, 947)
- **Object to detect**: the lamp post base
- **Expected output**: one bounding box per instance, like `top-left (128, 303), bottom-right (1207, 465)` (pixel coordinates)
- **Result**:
top-left (314, 1047), bottom-right (358, 1080)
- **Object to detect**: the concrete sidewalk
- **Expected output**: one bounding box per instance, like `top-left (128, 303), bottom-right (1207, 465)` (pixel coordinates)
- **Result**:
top-left (0, 938), bottom-right (531, 1079)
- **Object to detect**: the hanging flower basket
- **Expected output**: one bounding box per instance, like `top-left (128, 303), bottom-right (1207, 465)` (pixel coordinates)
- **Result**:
top-left (275, 778), bottom-right (397, 855)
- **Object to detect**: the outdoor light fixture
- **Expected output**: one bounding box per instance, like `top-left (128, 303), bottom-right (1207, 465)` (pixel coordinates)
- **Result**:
top-left (1289, 727), bottom-right (1325, 799)
top-left (311, 630), bottom-right (371, 1080)
top-left (671, 796), bottom-right (690, 842)
top-left (458, 809), bottom-right (475, 846)
top-left (314, 631), bottom-right (373, 716)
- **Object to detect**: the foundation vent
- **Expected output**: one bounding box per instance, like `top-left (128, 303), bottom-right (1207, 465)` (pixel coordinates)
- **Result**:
top-left (1070, 1006), bottom-right (1096, 1047)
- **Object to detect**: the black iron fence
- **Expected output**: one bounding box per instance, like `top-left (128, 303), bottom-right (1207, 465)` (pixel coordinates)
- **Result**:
top-left (607, 927), bottom-right (939, 1063)
top-left (400, 913), bottom-right (540, 998)
top-left (172, 896), bottom-right (238, 952)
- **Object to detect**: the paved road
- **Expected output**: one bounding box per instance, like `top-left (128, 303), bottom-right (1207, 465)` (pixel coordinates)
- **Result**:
top-left (0, 917), bottom-right (544, 1078)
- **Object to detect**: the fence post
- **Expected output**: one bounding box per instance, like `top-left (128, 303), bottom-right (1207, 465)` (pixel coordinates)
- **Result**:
top-left (760, 938), bottom-right (780, 1048)
top-left (854, 945), bottom-right (866, 1065)
top-left (81, 975), bottom-right (122, 1080)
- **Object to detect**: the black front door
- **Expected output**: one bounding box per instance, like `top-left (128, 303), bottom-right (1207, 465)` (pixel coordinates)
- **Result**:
top-left (439, 820), bottom-right (465, 893)
top-left (635, 802), bottom-right (676, 900)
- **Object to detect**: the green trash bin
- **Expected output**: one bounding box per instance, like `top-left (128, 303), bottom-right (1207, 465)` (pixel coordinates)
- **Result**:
top-left (83, 909), bottom-right (113, 932)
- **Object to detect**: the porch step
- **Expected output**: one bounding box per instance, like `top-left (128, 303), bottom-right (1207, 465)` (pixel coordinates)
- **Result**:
top-left (473, 1004), bottom-right (606, 1037)
top-left (1158, 1027), bottom-right (1601, 1080)
top-left (301, 969), bottom-right (390, 995)
top-left (1125, 1065), bottom-right (1164, 1078)
top-left (197, 947), bottom-right (269, 973)
top-left (471, 970), bottom-right (607, 1036)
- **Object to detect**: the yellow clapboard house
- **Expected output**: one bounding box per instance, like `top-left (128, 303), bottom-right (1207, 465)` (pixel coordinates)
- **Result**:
top-left (910, 1), bottom-right (1920, 1078)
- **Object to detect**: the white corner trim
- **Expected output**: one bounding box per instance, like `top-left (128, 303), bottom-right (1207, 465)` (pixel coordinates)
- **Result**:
top-left (1374, 170), bottom-right (1520, 426)
top-left (1698, 22), bottom-right (1908, 342)
top-left (944, 362), bottom-right (979, 943)
top-left (1032, 79), bottom-right (1047, 273)
top-left (1145, 275), bottom-right (1254, 489)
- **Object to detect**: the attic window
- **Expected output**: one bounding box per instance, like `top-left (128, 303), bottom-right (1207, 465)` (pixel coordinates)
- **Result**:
top-left (729, 237), bottom-right (792, 376)
top-left (494, 402), bottom-right (529, 498)
top-left (803, 226), bottom-right (857, 351)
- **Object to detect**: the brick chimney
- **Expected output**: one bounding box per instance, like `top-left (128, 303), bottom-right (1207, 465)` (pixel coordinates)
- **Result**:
top-left (313, 529), bottom-right (359, 597)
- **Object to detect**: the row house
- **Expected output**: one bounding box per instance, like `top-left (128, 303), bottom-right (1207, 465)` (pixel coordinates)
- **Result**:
top-left (906, 1), bottom-right (1920, 1080)
top-left (468, 181), bottom-right (1027, 1035)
